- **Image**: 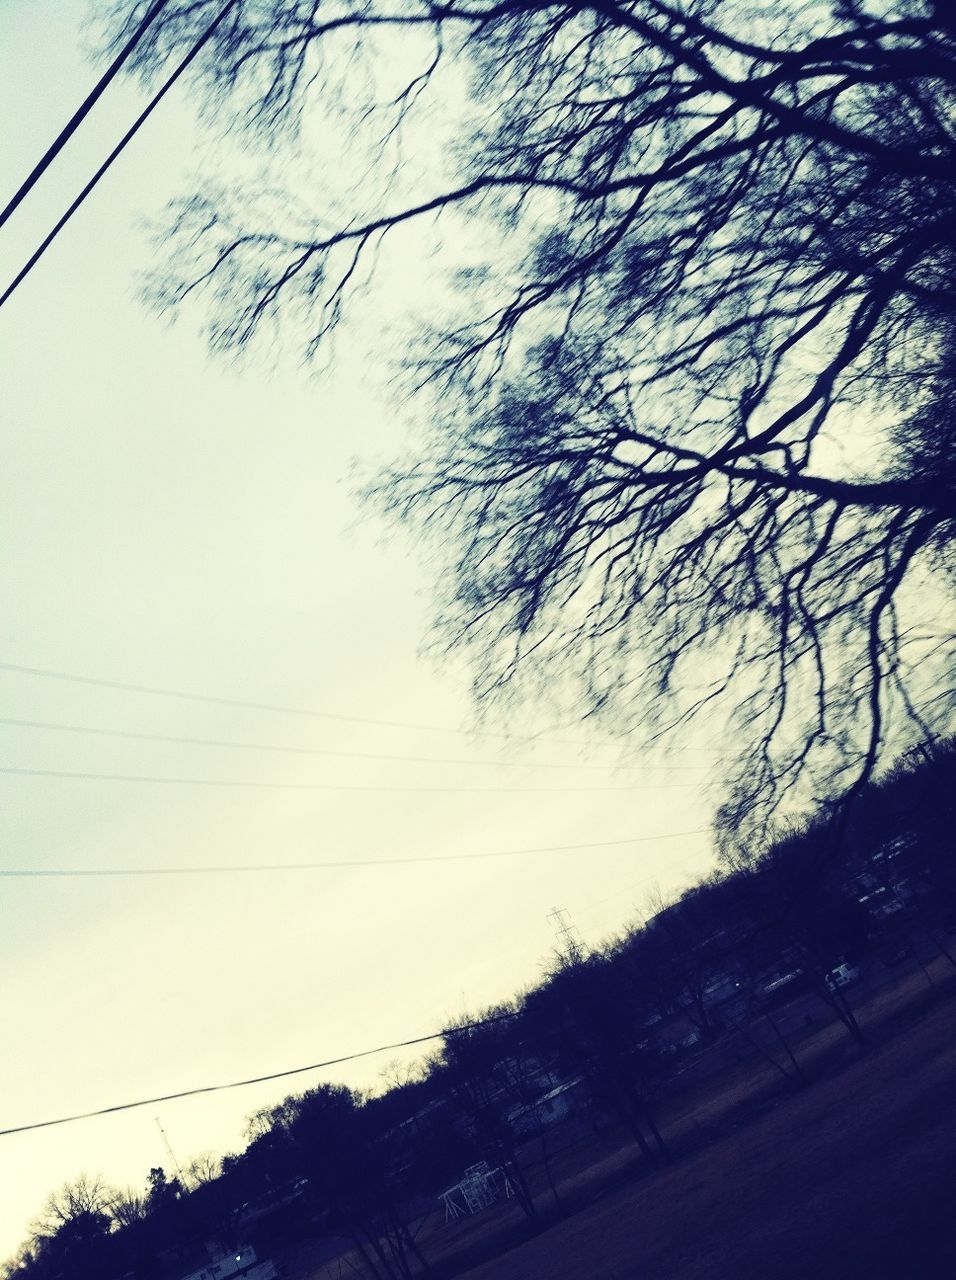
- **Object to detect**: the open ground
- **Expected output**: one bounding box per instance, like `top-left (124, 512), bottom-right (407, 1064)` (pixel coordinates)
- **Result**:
top-left (301, 960), bottom-right (956, 1280)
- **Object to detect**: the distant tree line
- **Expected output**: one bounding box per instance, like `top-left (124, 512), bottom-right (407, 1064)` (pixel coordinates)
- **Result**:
top-left (5, 740), bottom-right (953, 1280)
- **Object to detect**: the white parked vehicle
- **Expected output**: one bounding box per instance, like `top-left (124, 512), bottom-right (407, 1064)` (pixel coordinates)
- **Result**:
top-left (825, 963), bottom-right (860, 991)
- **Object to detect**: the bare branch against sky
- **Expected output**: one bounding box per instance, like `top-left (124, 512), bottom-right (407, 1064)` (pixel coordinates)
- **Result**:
top-left (2, 0), bottom-right (954, 1266)
top-left (102, 0), bottom-right (956, 834)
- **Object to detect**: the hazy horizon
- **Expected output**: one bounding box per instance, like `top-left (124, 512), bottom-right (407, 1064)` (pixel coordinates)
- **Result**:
top-left (0, 1), bottom-right (718, 1257)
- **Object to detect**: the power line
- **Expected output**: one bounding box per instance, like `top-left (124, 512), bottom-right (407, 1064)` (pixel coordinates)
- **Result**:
top-left (0, 661), bottom-right (602, 746)
top-left (0, 835), bottom-right (716, 1135)
top-left (0, 716), bottom-right (709, 773)
top-left (574, 848), bottom-right (715, 917)
top-left (0, 1013), bottom-right (519, 1138)
top-left (0, 661), bottom-right (710, 753)
top-left (0, 0), bottom-right (169, 231)
top-left (0, 1), bottom-right (237, 311)
top-left (0, 829), bottom-right (708, 878)
top-left (0, 765), bottom-right (695, 793)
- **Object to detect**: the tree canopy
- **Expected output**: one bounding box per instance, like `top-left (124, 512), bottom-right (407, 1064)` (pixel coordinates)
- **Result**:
top-left (108, 0), bottom-right (956, 829)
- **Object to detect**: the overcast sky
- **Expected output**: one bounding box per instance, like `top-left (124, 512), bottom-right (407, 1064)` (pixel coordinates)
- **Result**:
top-left (0, 1), bottom-right (718, 1258)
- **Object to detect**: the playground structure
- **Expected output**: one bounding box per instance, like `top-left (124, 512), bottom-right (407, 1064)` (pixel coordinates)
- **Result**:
top-left (439, 1161), bottom-right (515, 1223)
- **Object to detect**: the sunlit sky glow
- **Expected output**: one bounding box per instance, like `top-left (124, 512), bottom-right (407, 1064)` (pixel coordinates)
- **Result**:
top-left (0, 1), bottom-right (718, 1257)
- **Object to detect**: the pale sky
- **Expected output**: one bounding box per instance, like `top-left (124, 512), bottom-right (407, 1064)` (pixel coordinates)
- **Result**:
top-left (0, 1), bottom-right (718, 1258)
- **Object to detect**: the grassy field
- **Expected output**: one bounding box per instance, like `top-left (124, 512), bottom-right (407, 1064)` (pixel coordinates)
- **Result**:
top-left (307, 960), bottom-right (956, 1280)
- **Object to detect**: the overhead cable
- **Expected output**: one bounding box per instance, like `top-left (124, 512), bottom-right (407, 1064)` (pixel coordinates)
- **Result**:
top-left (0, 661), bottom-right (713, 753)
top-left (0, 1), bottom-right (237, 310)
top-left (0, 766), bottom-right (694, 793)
top-left (0, 1013), bottom-right (519, 1138)
top-left (0, 716), bottom-right (708, 772)
top-left (0, 0), bottom-right (169, 231)
top-left (0, 829), bottom-right (709, 878)
top-left (574, 847), bottom-right (716, 917)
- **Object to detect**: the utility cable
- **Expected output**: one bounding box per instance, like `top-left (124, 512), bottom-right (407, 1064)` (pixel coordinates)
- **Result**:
top-left (0, 716), bottom-right (709, 772)
top-left (0, 765), bottom-right (694, 793)
top-left (0, 1013), bottom-right (519, 1137)
top-left (0, 1), bottom-right (237, 311)
top-left (0, 661), bottom-right (714, 754)
top-left (574, 847), bottom-right (715, 917)
top-left (0, 0), bottom-right (169, 231)
top-left (0, 829), bottom-right (708, 878)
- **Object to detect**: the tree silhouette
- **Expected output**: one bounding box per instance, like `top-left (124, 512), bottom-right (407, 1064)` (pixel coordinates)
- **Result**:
top-left (11, 1176), bottom-right (118, 1280)
top-left (110, 0), bottom-right (955, 826)
top-left (435, 1009), bottom-right (541, 1222)
top-left (525, 955), bottom-right (669, 1161)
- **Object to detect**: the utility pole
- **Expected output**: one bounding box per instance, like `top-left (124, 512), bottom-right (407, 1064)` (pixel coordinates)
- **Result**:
top-left (547, 906), bottom-right (586, 964)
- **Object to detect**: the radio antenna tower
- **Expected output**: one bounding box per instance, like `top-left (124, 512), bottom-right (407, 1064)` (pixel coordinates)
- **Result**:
top-left (547, 906), bottom-right (586, 964)
top-left (155, 1116), bottom-right (187, 1186)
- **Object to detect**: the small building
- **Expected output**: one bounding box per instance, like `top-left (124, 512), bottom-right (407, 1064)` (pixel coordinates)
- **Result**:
top-left (506, 1077), bottom-right (586, 1136)
top-left (858, 887), bottom-right (905, 921)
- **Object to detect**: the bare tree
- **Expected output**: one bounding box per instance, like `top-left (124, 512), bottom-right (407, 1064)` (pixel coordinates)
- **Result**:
top-left (109, 0), bottom-right (956, 828)
top-left (182, 1152), bottom-right (222, 1190)
top-left (260, 1083), bottom-right (434, 1280)
top-left (109, 1190), bottom-right (149, 1230)
top-left (436, 1008), bottom-right (541, 1222)
top-left (38, 1174), bottom-right (116, 1232)
top-left (13, 1176), bottom-right (120, 1280)
top-left (525, 955), bottom-right (670, 1161)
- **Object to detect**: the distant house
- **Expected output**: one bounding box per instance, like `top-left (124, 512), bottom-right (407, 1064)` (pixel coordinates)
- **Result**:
top-left (180, 1246), bottom-right (278, 1280)
top-left (858, 887), bottom-right (906, 921)
top-left (506, 1077), bottom-right (587, 1136)
top-left (643, 1008), bottom-right (710, 1054)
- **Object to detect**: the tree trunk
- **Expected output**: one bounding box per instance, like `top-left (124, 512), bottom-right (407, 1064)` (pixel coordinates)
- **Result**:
top-left (827, 989), bottom-right (865, 1047)
top-left (933, 935), bottom-right (956, 973)
top-left (764, 1013), bottom-right (807, 1086)
top-left (396, 1220), bottom-right (431, 1277)
top-left (349, 1232), bottom-right (389, 1280)
top-left (643, 1105), bottom-right (667, 1157)
top-left (536, 1130), bottom-right (564, 1215)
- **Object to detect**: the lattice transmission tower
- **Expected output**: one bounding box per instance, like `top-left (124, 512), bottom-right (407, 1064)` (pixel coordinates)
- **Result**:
top-left (546, 906), bottom-right (587, 964)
